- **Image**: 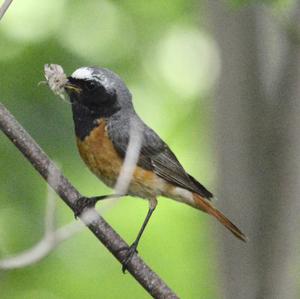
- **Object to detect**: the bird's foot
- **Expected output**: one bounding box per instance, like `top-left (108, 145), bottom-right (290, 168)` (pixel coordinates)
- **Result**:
top-left (74, 196), bottom-right (98, 219)
top-left (74, 194), bottom-right (124, 218)
top-left (118, 242), bottom-right (139, 273)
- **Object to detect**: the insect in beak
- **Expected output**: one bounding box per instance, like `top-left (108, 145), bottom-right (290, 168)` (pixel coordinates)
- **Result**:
top-left (64, 81), bottom-right (82, 94)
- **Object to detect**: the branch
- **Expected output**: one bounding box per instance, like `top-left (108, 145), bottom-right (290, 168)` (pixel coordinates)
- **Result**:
top-left (0, 118), bottom-right (142, 270)
top-left (0, 219), bottom-right (83, 269)
top-left (0, 165), bottom-right (85, 269)
top-left (0, 0), bottom-right (13, 20)
top-left (0, 103), bottom-right (178, 299)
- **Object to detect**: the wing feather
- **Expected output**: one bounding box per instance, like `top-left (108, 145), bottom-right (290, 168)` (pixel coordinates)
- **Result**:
top-left (108, 116), bottom-right (213, 199)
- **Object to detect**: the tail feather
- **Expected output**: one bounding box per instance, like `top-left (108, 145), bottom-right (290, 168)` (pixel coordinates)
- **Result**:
top-left (193, 194), bottom-right (247, 242)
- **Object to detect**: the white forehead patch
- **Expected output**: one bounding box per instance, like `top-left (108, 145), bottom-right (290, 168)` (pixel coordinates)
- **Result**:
top-left (71, 67), bottom-right (94, 80)
top-left (71, 67), bottom-right (113, 91)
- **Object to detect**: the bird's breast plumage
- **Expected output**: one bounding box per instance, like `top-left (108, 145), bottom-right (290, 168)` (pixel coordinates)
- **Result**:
top-left (76, 118), bottom-right (165, 198)
top-left (77, 118), bottom-right (122, 188)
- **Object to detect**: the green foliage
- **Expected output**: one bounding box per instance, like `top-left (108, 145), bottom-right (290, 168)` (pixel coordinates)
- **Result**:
top-left (0, 1), bottom-right (219, 298)
top-left (228, 0), bottom-right (293, 8)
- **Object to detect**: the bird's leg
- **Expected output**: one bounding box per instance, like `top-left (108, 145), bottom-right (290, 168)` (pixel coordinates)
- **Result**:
top-left (74, 194), bottom-right (124, 218)
top-left (120, 197), bottom-right (157, 273)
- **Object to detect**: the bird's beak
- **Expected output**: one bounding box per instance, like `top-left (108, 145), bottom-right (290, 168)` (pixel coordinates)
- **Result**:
top-left (64, 80), bottom-right (82, 94)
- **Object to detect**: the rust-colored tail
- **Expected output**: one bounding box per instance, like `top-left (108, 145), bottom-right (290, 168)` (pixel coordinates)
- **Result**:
top-left (193, 194), bottom-right (247, 242)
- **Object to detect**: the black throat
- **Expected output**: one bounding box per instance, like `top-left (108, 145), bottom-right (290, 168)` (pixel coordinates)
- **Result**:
top-left (71, 102), bottom-right (120, 140)
top-left (71, 103), bottom-right (101, 140)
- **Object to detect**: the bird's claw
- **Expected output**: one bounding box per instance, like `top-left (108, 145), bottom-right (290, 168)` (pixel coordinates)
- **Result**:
top-left (118, 242), bottom-right (138, 273)
top-left (73, 196), bottom-right (97, 219)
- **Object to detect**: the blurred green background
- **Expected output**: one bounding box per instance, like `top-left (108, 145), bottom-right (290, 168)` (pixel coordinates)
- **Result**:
top-left (2, 0), bottom-right (300, 298)
top-left (0, 1), bottom-right (220, 298)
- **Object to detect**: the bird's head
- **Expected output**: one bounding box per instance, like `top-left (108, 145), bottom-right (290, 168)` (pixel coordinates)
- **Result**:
top-left (64, 67), bottom-right (133, 116)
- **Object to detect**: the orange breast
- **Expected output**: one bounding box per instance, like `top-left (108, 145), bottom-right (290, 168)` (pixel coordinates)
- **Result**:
top-left (76, 118), bottom-right (163, 198)
top-left (77, 119), bottom-right (123, 188)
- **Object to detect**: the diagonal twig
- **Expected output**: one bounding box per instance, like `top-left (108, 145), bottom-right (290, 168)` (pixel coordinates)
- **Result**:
top-left (0, 219), bottom-right (83, 269)
top-left (0, 162), bottom-right (85, 269)
top-left (0, 105), bottom-right (142, 271)
top-left (0, 102), bottom-right (178, 299)
top-left (0, 0), bottom-right (13, 20)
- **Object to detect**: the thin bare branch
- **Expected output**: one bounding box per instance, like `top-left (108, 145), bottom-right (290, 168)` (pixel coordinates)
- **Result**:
top-left (114, 119), bottom-right (142, 195)
top-left (0, 0), bottom-right (13, 21)
top-left (73, 118), bottom-right (143, 228)
top-left (0, 103), bottom-right (178, 299)
top-left (0, 162), bottom-right (84, 269)
top-left (44, 164), bottom-right (59, 234)
top-left (0, 221), bottom-right (83, 269)
top-left (0, 106), bottom-right (143, 271)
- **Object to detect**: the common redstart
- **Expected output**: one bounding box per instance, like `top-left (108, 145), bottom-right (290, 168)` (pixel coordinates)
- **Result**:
top-left (63, 67), bottom-right (247, 272)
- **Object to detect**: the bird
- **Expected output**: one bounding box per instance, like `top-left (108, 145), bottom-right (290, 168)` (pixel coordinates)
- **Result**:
top-left (63, 66), bottom-right (247, 272)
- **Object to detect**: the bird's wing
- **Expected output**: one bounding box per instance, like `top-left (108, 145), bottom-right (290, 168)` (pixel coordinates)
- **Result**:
top-left (108, 118), bottom-right (213, 199)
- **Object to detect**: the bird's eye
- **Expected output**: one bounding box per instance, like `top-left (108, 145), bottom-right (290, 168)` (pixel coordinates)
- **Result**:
top-left (85, 81), bottom-right (96, 91)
